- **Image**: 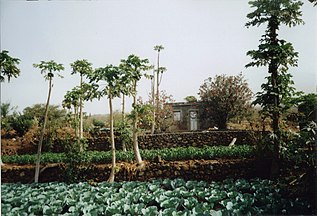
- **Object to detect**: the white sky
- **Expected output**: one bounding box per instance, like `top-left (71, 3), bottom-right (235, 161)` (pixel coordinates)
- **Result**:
top-left (1, 0), bottom-right (316, 115)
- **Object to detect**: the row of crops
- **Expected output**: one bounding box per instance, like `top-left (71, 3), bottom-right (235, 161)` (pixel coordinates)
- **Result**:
top-left (2, 145), bottom-right (254, 164)
top-left (2, 178), bottom-right (310, 215)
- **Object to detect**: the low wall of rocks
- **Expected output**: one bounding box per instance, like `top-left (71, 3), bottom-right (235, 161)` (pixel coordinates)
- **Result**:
top-left (1, 159), bottom-right (257, 183)
top-left (2, 130), bottom-right (261, 155)
top-left (137, 130), bottom-right (258, 150)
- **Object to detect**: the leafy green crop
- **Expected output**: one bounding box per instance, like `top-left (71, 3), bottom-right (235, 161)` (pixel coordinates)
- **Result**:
top-left (2, 145), bottom-right (255, 164)
top-left (1, 178), bottom-right (311, 215)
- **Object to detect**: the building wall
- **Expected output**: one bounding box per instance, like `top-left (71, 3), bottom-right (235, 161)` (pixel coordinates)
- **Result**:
top-left (171, 102), bottom-right (200, 131)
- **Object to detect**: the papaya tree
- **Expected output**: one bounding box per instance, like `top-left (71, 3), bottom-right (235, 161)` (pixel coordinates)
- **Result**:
top-left (88, 64), bottom-right (127, 182)
top-left (70, 60), bottom-right (93, 140)
top-left (62, 86), bottom-right (81, 138)
top-left (119, 55), bottom-right (152, 167)
top-left (0, 50), bottom-right (20, 164)
top-left (152, 45), bottom-right (167, 134)
top-left (245, 0), bottom-right (304, 177)
top-left (33, 60), bottom-right (64, 183)
top-left (0, 50), bottom-right (20, 82)
top-left (309, 0), bottom-right (317, 6)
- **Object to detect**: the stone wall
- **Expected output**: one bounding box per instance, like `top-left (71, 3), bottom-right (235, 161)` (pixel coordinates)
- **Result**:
top-left (1, 159), bottom-right (257, 183)
top-left (86, 130), bottom-right (259, 151)
top-left (137, 130), bottom-right (258, 150)
top-left (2, 130), bottom-right (261, 155)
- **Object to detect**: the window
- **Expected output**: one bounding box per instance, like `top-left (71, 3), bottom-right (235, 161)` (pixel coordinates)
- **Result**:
top-left (174, 111), bottom-right (181, 121)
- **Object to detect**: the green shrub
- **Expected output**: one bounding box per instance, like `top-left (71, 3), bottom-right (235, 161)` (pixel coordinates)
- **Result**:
top-left (8, 114), bottom-right (34, 136)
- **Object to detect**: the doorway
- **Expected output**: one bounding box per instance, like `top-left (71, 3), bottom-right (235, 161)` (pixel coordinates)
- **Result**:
top-left (189, 110), bottom-right (198, 131)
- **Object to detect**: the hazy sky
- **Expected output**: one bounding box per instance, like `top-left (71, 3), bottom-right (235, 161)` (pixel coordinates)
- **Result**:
top-left (1, 0), bottom-right (316, 115)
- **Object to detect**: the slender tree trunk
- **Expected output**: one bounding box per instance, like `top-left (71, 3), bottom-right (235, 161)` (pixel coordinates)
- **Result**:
top-left (121, 94), bottom-right (127, 152)
top-left (0, 82), bottom-right (3, 165)
top-left (156, 51), bottom-right (160, 133)
top-left (268, 16), bottom-right (280, 178)
top-left (34, 78), bottom-right (52, 183)
top-left (79, 75), bottom-right (84, 151)
top-left (151, 70), bottom-right (156, 135)
top-left (132, 82), bottom-right (143, 165)
top-left (108, 93), bottom-right (116, 183)
top-left (74, 107), bottom-right (79, 139)
top-left (122, 94), bottom-right (125, 121)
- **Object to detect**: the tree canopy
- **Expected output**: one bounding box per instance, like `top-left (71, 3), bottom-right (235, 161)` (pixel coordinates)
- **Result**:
top-left (245, 0), bottom-right (304, 178)
top-left (0, 50), bottom-right (20, 82)
top-left (199, 73), bottom-right (253, 130)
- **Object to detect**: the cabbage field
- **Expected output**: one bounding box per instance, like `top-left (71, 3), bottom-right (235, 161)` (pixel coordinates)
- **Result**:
top-left (2, 178), bottom-right (310, 216)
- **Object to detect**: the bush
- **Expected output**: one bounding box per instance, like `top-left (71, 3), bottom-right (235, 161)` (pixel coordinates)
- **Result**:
top-left (64, 138), bottom-right (90, 183)
top-left (281, 121), bottom-right (316, 168)
top-left (8, 114), bottom-right (34, 136)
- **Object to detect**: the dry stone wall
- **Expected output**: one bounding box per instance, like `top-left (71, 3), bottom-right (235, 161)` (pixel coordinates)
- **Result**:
top-left (1, 159), bottom-right (257, 183)
top-left (2, 130), bottom-right (260, 155)
top-left (137, 131), bottom-right (258, 150)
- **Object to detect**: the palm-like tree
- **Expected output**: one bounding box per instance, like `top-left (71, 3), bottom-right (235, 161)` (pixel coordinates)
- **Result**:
top-left (63, 87), bottom-right (81, 137)
top-left (119, 54), bottom-right (152, 167)
top-left (246, 0), bottom-right (304, 177)
top-left (88, 64), bottom-right (127, 182)
top-left (33, 60), bottom-right (64, 183)
top-left (0, 50), bottom-right (20, 165)
top-left (70, 60), bottom-right (93, 141)
top-left (0, 50), bottom-right (20, 82)
top-left (153, 45), bottom-right (166, 134)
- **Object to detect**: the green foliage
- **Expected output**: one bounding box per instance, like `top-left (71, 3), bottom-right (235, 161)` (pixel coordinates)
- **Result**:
top-left (89, 64), bottom-right (124, 99)
top-left (64, 138), bottom-right (90, 183)
top-left (1, 178), bottom-right (311, 215)
top-left (245, 0), bottom-right (304, 115)
top-left (309, 0), bottom-right (317, 6)
top-left (150, 90), bottom-right (175, 132)
top-left (154, 45), bottom-right (164, 52)
top-left (184, 95), bottom-right (197, 103)
top-left (245, 0), bottom-right (304, 172)
top-left (115, 120), bottom-right (132, 149)
top-left (119, 54), bottom-right (152, 97)
top-left (62, 87), bottom-right (81, 111)
top-left (92, 118), bottom-right (105, 128)
top-left (0, 50), bottom-right (20, 82)
top-left (245, 0), bottom-right (304, 118)
top-left (129, 100), bottom-right (154, 131)
top-left (33, 60), bottom-right (64, 80)
top-left (199, 73), bottom-right (253, 130)
top-left (119, 54), bottom-right (153, 163)
top-left (23, 104), bottom-right (66, 122)
top-left (1, 106), bottom-right (35, 136)
top-left (252, 73), bottom-right (300, 119)
top-left (1, 102), bottom-right (17, 131)
top-left (297, 93), bottom-right (317, 128)
top-left (70, 59), bottom-right (93, 77)
top-left (245, 0), bottom-right (304, 28)
top-left (8, 113), bottom-right (34, 136)
top-left (23, 104), bottom-right (67, 149)
top-left (2, 145), bottom-right (255, 164)
top-left (1, 102), bottom-right (16, 118)
top-left (281, 121), bottom-right (316, 168)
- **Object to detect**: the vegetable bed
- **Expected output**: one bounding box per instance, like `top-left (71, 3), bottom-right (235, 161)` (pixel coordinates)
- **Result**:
top-left (2, 178), bottom-right (310, 215)
top-left (2, 145), bottom-right (254, 165)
